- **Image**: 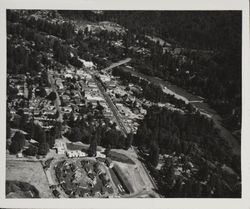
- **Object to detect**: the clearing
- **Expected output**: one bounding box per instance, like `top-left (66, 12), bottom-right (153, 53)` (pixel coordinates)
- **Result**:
top-left (6, 160), bottom-right (52, 198)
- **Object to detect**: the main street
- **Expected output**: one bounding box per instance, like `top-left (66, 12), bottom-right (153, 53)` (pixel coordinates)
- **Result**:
top-left (47, 71), bottom-right (63, 123)
top-left (88, 58), bottom-right (132, 136)
top-left (93, 75), bottom-right (128, 136)
top-left (89, 59), bottom-right (159, 197)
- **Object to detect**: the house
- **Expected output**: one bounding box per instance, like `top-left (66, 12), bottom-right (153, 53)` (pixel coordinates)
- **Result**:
top-left (54, 141), bottom-right (66, 155)
top-left (16, 152), bottom-right (23, 158)
top-left (66, 151), bottom-right (78, 158)
top-left (65, 74), bottom-right (73, 79)
top-left (88, 172), bottom-right (96, 184)
top-left (96, 151), bottom-right (106, 158)
top-left (78, 151), bottom-right (87, 157)
top-left (87, 81), bottom-right (98, 89)
top-left (62, 106), bottom-right (72, 114)
top-left (79, 59), bottom-right (96, 69)
top-left (61, 95), bottom-right (70, 104)
top-left (99, 74), bottom-right (111, 83)
top-left (66, 150), bottom-right (87, 158)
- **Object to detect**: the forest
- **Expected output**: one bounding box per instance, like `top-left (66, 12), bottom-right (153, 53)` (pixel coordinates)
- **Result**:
top-left (6, 10), bottom-right (241, 197)
top-left (135, 105), bottom-right (241, 197)
top-left (58, 10), bottom-right (242, 132)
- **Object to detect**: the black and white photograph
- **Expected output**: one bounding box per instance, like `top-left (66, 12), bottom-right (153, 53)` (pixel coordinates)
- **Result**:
top-left (5, 8), bottom-right (243, 199)
top-left (1, 0), bottom-right (249, 208)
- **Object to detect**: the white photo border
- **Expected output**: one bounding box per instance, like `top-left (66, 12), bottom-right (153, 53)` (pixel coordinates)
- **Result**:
top-left (0, 0), bottom-right (249, 208)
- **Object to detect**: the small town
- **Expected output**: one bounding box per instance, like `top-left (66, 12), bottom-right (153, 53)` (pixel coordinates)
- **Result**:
top-left (6, 10), bottom-right (241, 198)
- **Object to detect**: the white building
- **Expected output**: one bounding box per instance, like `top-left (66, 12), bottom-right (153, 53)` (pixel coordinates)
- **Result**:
top-left (79, 58), bottom-right (96, 69)
top-left (66, 150), bottom-right (87, 158)
top-left (54, 141), bottom-right (66, 155)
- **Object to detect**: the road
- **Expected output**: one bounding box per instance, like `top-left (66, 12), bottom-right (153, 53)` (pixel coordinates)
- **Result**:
top-left (90, 59), bottom-right (160, 196)
top-left (101, 58), bottom-right (131, 72)
top-left (47, 71), bottom-right (63, 123)
top-left (92, 75), bottom-right (128, 136)
top-left (88, 58), bottom-right (132, 136)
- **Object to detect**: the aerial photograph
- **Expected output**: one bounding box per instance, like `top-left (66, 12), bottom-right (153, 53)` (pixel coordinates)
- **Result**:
top-left (6, 10), bottom-right (241, 198)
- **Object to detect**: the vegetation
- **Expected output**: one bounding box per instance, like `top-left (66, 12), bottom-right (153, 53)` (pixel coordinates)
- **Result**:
top-left (6, 180), bottom-right (40, 198)
top-left (135, 105), bottom-right (241, 197)
top-left (6, 10), bottom-right (241, 198)
top-left (9, 131), bottom-right (26, 154)
top-left (108, 151), bottom-right (135, 165)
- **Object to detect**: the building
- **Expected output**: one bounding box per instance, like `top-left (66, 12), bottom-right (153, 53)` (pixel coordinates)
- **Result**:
top-left (54, 141), bottom-right (66, 154)
top-left (99, 74), bottom-right (111, 83)
top-left (66, 150), bottom-right (87, 158)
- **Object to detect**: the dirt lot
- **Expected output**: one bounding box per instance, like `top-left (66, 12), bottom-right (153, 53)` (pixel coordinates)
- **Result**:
top-left (116, 162), bottom-right (145, 193)
top-left (6, 160), bottom-right (52, 198)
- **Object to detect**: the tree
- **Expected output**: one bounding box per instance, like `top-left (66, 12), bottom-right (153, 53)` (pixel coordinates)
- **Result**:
top-left (125, 133), bottom-right (134, 149)
top-left (46, 91), bottom-right (57, 101)
top-left (38, 142), bottom-right (50, 156)
top-left (9, 140), bottom-right (22, 154)
top-left (196, 162), bottom-right (209, 181)
top-left (46, 131), bottom-right (55, 149)
top-left (37, 127), bottom-right (46, 144)
top-left (149, 141), bottom-right (159, 167)
top-left (19, 114), bottom-right (29, 131)
top-left (69, 127), bottom-right (81, 142)
top-left (11, 131), bottom-right (26, 149)
top-left (11, 114), bottom-right (21, 129)
top-left (96, 101), bottom-right (104, 112)
top-left (160, 159), bottom-right (176, 195)
top-left (24, 145), bottom-right (38, 156)
top-left (104, 145), bottom-right (111, 156)
top-left (88, 134), bottom-right (97, 157)
top-left (35, 87), bottom-right (47, 98)
top-left (6, 122), bottom-right (11, 139)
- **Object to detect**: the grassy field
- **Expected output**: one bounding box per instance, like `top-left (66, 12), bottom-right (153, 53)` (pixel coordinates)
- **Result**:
top-left (109, 151), bottom-right (135, 165)
top-left (66, 143), bottom-right (87, 151)
top-left (66, 142), bottom-right (102, 152)
top-left (6, 160), bottom-right (52, 198)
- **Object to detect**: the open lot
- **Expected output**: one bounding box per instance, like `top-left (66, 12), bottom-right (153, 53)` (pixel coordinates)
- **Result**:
top-left (66, 142), bottom-right (103, 152)
top-left (6, 160), bottom-right (52, 198)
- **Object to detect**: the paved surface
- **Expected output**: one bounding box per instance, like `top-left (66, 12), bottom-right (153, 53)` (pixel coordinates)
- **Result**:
top-left (101, 58), bottom-right (131, 72)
